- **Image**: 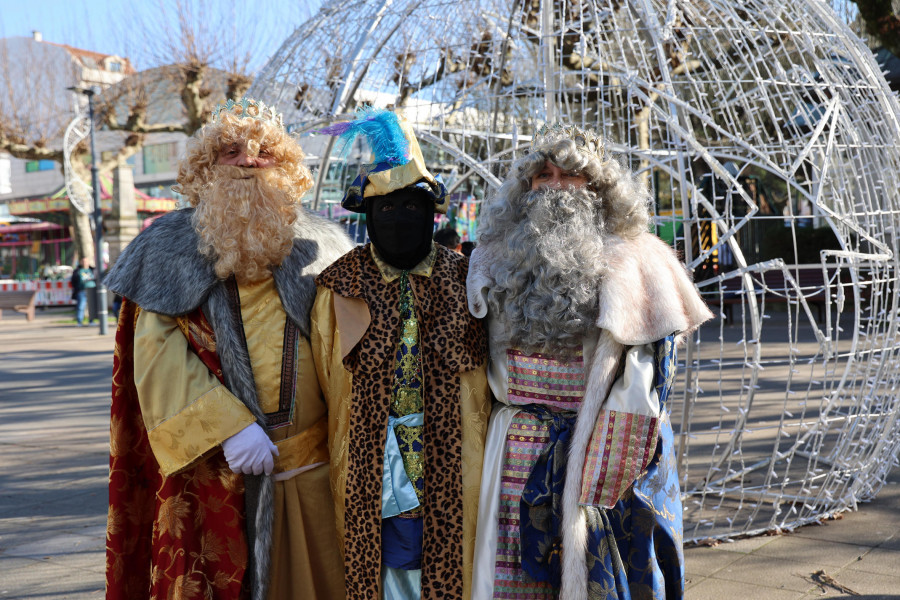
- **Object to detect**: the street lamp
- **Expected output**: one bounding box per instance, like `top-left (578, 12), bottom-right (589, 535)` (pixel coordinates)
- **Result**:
top-left (67, 85), bottom-right (108, 335)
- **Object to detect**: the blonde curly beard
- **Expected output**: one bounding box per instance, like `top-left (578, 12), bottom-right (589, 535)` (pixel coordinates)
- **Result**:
top-left (192, 165), bottom-right (300, 283)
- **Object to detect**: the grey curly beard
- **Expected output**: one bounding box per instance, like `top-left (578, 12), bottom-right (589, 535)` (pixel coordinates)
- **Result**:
top-left (481, 187), bottom-right (608, 354)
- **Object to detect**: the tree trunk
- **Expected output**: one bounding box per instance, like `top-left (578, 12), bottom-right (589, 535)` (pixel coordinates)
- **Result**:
top-left (852, 0), bottom-right (900, 57)
top-left (69, 201), bottom-right (95, 266)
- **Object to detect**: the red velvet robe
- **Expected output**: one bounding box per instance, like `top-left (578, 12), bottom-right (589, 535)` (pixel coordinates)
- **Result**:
top-left (106, 299), bottom-right (249, 599)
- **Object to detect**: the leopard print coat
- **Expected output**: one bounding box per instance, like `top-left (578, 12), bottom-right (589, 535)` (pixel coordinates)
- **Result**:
top-left (316, 245), bottom-right (486, 599)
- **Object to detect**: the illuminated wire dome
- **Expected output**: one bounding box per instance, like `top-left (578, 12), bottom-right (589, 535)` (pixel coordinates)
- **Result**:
top-left (250, 0), bottom-right (900, 542)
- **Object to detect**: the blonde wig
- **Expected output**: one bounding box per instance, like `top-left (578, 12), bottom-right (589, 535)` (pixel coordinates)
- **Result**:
top-left (174, 114), bottom-right (315, 282)
top-left (175, 112), bottom-right (313, 205)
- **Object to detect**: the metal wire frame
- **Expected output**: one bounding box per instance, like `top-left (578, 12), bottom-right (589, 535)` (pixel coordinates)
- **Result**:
top-left (250, 0), bottom-right (900, 541)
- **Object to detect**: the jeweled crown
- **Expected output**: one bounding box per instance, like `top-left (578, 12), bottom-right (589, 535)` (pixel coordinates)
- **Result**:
top-left (211, 98), bottom-right (284, 129)
top-left (530, 123), bottom-right (604, 159)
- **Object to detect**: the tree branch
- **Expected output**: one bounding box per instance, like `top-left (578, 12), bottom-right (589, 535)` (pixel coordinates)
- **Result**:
top-left (851, 0), bottom-right (900, 57)
top-left (180, 61), bottom-right (207, 135)
top-left (0, 129), bottom-right (63, 162)
top-left (98, 133), bottom-right (146, 172)
top-left (227, 74), bottom-right (252, 103)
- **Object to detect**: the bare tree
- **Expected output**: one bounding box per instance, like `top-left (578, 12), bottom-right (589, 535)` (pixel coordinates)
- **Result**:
top-left (103, 0), bottom-right (274, 137)
top-left (0, 36), bottom-right (103, 265)
top-left (1, 0), bottom-right (305, 265)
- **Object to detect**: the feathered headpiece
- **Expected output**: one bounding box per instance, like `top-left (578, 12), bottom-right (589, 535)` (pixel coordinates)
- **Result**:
top-left (316, 106), bottom-right (410, 166)
top-left (317, 107), bottom-right (448, 214)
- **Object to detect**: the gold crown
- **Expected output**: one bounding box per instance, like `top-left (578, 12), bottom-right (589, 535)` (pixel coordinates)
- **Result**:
top-left (211, 97), bottom-right (284, 129)
top-left (530, 123), bottom-right (604, 159)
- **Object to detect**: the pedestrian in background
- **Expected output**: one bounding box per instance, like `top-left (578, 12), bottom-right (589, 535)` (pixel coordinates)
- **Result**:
top-left (70, 257), bottom-right (96, 326)
top-left (433, 226), bottom-right (461, 253)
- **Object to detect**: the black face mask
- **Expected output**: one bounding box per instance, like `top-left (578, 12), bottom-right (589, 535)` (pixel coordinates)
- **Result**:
top-left (366, 188), bottom-right (434, 270)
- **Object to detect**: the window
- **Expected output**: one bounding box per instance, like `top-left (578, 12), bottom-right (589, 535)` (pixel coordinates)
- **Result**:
top-left (25, 160), bottom-right (55, 173)
top-left (109, 61), bottom-right (122, 72)
top-left (147, 185), bottom-right (167, 198)
top-left (143, 143), bottom-right (179, 175)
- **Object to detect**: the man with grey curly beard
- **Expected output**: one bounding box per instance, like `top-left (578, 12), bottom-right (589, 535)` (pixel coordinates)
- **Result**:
top-left (467, 125), bottom-right (713, 600)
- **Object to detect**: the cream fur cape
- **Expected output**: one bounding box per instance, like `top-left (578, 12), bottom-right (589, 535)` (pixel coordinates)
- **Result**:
top-left (467, 232), bottom-right (712, 599)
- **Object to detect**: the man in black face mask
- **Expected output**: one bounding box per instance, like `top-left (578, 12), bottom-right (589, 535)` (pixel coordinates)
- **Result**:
top-left (311, 109), bottom-right (490, 600)
top-left (366, 188), bottom-right (434, 270)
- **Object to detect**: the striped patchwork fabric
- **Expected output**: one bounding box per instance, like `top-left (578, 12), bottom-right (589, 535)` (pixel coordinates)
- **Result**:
top-left (580, 409), bottom-right (660, 508)
top-left (492, 413), bottom-right (556, 599)
top-left (506, 348), bottom-right (585, 411)
top-left (493, 348), bottom-right (587, 596)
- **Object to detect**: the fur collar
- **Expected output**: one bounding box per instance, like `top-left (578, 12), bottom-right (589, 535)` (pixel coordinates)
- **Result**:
top-left (105, 207), bottom-right (353, 337)
top-left (595, 233), bottom-right (713, 344)
top-left (467, 232), bottom-right (713, 343)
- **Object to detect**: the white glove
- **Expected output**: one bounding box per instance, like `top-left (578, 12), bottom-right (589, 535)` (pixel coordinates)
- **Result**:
top-left (222, 423), bottom-right (279, 476)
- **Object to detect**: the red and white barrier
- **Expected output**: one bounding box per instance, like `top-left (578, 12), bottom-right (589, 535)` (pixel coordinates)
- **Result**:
top-left (0, 280), bottom-right (75, 306)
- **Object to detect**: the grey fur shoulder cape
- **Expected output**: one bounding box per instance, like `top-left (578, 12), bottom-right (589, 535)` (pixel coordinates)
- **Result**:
top-left (105, 207), bottom-right (352, 337)
top-left (105, 207), bottom-right (352, 600)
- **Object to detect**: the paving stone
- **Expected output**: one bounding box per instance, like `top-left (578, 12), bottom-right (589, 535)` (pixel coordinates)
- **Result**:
top-left (754, 535), bottom-right (874, 569)
top-left (29, 549), bottom-right (107, 577)
top-left (791, 512), bottom-right (900, 547)
top-left (4, 531), bottom-right (104, 560)
top-left (879, 535), bottom-right (900, 552)
top-left (803, 567), bottom-right (900, 598)
top-left (841, 547), bottom-right (900, 577)
top-left (0, 515), bottom-right (103, 537)
top-left (0, 555), bottom-right (102, 598)
top-left (0, 525), bottom-right (99, 556)
top-left (686, 575), bottom-right (805, 599)
top-left (711, 553), bottom-right (821, 592)
top-left (684, 545), bottom-right (745, 579)
top-left (9, 569), bottom-right (104, 600)
top-left (709, 533), bottom-right (781, 554)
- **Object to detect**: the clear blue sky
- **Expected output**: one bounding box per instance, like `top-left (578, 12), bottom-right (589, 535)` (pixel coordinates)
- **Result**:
top-left (0, 0), bottom-right (322, 72)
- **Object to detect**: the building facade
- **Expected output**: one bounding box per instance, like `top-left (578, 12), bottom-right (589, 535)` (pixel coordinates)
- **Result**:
top-left (0, 33), bottom-right (180, 277)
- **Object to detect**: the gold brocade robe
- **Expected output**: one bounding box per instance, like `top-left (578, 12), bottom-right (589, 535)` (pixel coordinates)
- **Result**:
top-left (133, 277), bottom-right (345, 600)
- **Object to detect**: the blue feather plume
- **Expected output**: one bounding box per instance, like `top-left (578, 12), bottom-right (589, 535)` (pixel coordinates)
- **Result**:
top-left (316, 106), bottom-right (410, 166)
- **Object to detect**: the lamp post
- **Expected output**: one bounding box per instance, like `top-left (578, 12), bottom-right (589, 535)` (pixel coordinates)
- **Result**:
top-left (68, 85), bottom-right (108, 335)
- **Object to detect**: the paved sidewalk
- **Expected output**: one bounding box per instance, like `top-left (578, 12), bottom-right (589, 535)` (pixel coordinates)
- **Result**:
top-left (684, 469), bottom-right (900, 599)
top-left (0, 308), bottom-right (898, 599)
top-left (1, 308), bottom-right (112, 599)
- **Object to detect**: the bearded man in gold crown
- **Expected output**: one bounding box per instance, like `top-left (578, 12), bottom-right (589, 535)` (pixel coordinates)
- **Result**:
top-left (467, 125), bottom-right (713, 600)
top-left (104, 98), bottom-right (351, 600)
